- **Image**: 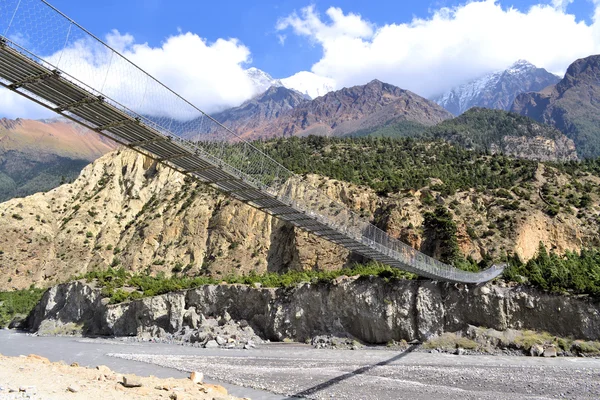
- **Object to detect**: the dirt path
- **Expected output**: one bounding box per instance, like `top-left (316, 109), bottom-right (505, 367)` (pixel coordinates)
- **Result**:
top-left (0, 353), bottom-right (242, 400)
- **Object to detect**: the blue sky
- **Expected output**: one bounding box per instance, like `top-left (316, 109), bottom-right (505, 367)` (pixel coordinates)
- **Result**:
top-left (45, 0), bottom-right (597, 78)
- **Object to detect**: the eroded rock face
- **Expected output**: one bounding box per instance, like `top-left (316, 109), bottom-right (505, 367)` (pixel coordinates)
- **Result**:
top-left (1, 147), bottom-right (599, 291)
top-left (28, 279), bottom-right (600, 343)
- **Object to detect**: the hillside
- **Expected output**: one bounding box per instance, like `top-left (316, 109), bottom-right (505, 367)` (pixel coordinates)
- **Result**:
top-left (434, 60), bottom-right (560, 115)
top-left (0, 118), bottom-right (116, 201)
top-left (1, 140), bottom-right (599, 290)
top-left (424, 108), bottom-right (577, 161)
top-left (511, 54), bottom-right (600, 159)
top-left (234, 80), bottom-right (453, 139)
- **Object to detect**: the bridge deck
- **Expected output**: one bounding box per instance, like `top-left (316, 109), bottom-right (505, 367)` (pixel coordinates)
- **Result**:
top-left (0, 34), bottom-right (503, 283)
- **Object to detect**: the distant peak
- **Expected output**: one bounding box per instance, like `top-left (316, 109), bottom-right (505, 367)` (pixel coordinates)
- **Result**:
top-left (506, 59), bottom-right (536, 73)
top-left (511, 59), bottom-right (534, 67)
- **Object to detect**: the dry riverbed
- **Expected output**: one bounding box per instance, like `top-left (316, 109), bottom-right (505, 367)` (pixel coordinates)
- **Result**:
top-left (0, 353), bottom-right (241, 400)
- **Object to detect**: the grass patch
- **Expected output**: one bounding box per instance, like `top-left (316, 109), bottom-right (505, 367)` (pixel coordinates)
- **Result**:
top-left (423, 333), bottom-right (479, 351)
top-left (513, 330), bottom-right (555, 351)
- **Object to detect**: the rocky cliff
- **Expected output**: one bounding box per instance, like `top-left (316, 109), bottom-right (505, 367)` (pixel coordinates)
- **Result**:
top-left (28, 279), bottom-right (600, 343)
top-left (1, 147), bottom-right (598, 291)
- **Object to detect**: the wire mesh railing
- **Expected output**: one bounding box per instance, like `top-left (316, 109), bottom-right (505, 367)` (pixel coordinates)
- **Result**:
top-left (0, 0), bottom-right (504, 283)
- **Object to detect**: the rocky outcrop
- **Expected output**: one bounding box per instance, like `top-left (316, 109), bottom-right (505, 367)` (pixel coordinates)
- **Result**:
top-left (492, 134), bottom-right (577, 161)
top-left (28, 279), bottom-right (600, 343)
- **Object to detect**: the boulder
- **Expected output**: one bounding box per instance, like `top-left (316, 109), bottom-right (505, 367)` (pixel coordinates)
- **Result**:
top-left (189, 371), bottom-right (203, 384)
top-left (530, 344), bottom-right (544, 357)
top-left (67, 384), bottom-right (80, 393)
top-left (122, 376), bottom-right (142, 388)
top-left (543, 346), bottom-right (558, 357)
top-left (183, 307), bottom-right (201, 329)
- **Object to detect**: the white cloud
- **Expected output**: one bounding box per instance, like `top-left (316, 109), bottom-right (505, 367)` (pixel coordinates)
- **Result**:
top-left (1, 30), bottom-right (258, 121)
top-left (277, 0), bottom-right (600, 98)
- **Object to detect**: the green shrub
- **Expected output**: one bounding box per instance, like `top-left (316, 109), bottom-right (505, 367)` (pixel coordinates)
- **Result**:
top-left (502, 244), bottom-right (600, 296)
top-left (0, 287), bottom-right (45, 327)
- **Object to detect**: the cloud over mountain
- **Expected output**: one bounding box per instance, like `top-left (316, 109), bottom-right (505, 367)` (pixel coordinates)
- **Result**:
top-left (277, 0), bottom-right (600, 98)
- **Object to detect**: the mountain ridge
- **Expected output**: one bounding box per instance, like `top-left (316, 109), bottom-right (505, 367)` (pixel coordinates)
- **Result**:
top-left (434, 60), bottom-right (560, 116)
top-left (511, 54), bottom-right (600, 158)
top-left (236, 79), bottom-right (453, 139)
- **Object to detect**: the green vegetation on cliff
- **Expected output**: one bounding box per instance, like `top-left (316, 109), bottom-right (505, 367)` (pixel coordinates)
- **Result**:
top-left (424, 108), bottom-right (565, 152)
top-left (504, 244), bottom-right (600, 296)
top-left (0, 286), bottom-right (44, 327)
top-left (78, 263), bottom-right (416, 304)
top-left (259, 135), bottom-right (538, 196)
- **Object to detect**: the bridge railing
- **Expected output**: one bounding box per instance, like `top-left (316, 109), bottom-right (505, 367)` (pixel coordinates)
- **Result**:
top-left (0, 0), bottom-right (503, 283)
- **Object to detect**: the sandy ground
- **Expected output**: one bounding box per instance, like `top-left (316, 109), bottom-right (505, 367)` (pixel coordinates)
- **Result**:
top-left (0, 353), bottom-right (243, 400)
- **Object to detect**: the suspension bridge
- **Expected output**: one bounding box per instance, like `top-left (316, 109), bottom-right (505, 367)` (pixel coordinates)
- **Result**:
top-left (0, 0), bottom-right (504, 283)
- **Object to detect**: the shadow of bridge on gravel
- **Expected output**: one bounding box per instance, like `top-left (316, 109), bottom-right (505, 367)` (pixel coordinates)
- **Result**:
top-left (284, 345), bottom-right (420, 399)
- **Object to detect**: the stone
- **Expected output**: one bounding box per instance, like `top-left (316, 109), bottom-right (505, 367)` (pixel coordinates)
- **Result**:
top-left (122, 376), bottom-right (143, 388)
top-left (204, 384), bottom-right (228, 395)
top-left (67, 384), bottom-right (80, 393)
top-left (96, 365), bottom-right (112, 374)
top-left (183, 307), bottom-right (201, 329)
top-left (215, 336), bottom-right (227, 346)
top-left (530, 344), bottom-right (544, 357)
top-left (479, 286), bottom-right (491, 295)
top-left (70, 362), bottom-right (79, 367)
top-left (253, 282), bottom-right (262, 289)
top-left (454, 348), bottom-right (466, 355)
top-left (19, 386), bottom-right (36, 393)
top-left (204, 340), bottom-right (219, 349)
top-left (169, 393), bottom-right (178, 400)
top-left (27, 354), bottom-right (50, 364)
top-left (543, 346), bottom-right (558, 357)
top-left (189, 371), bottom-right (204, 384)
top-left (8, 314), bottom-right (28, 330)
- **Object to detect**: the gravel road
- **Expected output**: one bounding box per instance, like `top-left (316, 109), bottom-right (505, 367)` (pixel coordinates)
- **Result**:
top-left (1, 330), bottom-right (600, 400)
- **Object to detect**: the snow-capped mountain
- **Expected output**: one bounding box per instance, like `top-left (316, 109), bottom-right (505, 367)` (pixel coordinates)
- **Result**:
top-left (433, 60), bottom-right (560, 116)
top-left (245, 68), bottom-right (335, 100)
top-left (281, 71), bottom-right (336, 99)
top-left (245, 67), bottom-right (282, 94)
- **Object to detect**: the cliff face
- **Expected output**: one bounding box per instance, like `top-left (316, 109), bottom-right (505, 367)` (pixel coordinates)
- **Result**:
top-left (0, 149), bottom-right (363, 290)
top-left (28, 279), bottom-right (600, 343)
top-left (1, 148), bottom-right (598, 291)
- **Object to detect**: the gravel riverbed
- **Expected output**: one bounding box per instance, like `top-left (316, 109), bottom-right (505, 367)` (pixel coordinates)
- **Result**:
top-left (1, 330), bottom-right (600, 399)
